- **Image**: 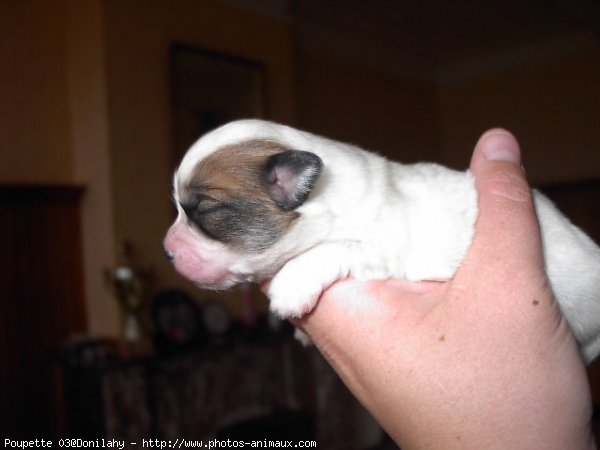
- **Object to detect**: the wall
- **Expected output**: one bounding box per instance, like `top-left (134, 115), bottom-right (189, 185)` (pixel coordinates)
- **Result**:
top-left (0, 1), bottom-right (73, 184)
top-left (438, 47), bottom-right (600, 184)
top-left (66, 0), bottom-right (119, 336)
top-left (296, 50), bottom-right (438, 163)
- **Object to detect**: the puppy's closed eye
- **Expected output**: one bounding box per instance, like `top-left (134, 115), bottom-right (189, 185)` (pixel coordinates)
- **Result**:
top-left (181, 196), bottom-right (288, 253)
top-left (181, 196), bottom-right (224, 241)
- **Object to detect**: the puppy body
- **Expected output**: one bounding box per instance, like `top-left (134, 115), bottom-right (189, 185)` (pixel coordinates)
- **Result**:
top-left (165, 120), bottom-right (600, 363)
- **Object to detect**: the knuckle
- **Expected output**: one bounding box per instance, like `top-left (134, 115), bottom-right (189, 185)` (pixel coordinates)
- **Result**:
top-left (482, 168), bottom-right (533, 205)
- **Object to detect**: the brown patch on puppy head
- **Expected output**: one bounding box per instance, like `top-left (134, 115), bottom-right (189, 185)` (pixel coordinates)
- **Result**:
top-left (178, 140), bottom-right (322, 253)
top-left (191, 140), bottom-right (289, 198)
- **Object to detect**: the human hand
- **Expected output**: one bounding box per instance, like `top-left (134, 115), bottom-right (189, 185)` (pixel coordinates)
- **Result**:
top-left (296, 130), bottom-right (595, 449)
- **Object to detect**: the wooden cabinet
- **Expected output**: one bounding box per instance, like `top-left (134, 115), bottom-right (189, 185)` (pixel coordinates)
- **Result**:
top-left (0, 186), bottom-right (87, 437)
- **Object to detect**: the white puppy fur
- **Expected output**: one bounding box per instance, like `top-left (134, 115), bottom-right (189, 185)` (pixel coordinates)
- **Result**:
top-left (164, 120), bottom-right (600, 364)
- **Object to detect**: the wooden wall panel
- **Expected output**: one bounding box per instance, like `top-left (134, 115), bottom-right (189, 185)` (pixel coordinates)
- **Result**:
top-left (0, 186), bottom-right (86, 437)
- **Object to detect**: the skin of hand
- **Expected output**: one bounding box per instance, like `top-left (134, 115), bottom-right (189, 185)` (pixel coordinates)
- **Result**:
top-left (294, 130), bottom-right (596, 449)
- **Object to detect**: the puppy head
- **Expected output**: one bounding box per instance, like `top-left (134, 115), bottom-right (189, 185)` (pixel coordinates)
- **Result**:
top-left (164, 132), bottom-right (323, 289)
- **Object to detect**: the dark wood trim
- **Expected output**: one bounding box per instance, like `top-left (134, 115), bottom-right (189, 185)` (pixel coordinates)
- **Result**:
top-left (538, 178), bottom-right (600, 193)
top-left (0, 184), bottom-right (87, 437)
top-left (0, 184), bottom-right (85, 202)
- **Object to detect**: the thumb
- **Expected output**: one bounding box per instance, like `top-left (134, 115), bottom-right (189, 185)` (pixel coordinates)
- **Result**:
top-left (466, 129), bottom-right (545, 273)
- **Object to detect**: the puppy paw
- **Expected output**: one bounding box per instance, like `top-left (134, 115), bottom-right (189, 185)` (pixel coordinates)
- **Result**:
top-left (267, 275), bottom-right (322, 318)
top-left (266, 242), bottom-right (352, 318)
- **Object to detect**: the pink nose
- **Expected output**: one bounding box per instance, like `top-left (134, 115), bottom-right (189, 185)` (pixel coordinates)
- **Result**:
top-left (163, 225), bottom-right (179, 262)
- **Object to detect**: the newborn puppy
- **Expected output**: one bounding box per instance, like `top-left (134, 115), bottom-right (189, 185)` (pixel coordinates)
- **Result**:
top-left (164, 120), bottom-right (600, 363)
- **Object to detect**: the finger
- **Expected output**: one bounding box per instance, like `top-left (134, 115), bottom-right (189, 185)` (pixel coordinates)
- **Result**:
top-left (466, 129), bottom-right (545, 273)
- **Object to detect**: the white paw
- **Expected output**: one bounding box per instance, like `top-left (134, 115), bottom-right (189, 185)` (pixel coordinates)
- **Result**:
top-left (266, 242), bottom-right (353, 318)
top-left (267, 273), bottom-right (323, 318)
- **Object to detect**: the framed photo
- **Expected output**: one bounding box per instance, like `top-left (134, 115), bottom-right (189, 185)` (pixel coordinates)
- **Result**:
top-left (171, 44), bottom-right (266, 166)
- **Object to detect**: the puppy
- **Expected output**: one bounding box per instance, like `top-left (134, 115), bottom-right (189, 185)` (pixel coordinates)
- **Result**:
top-left (164, 120), bottom-right (600, 364)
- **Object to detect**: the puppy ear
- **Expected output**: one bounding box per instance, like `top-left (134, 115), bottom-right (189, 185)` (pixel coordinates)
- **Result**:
top-left (264, 150), bottom-right (323, 210)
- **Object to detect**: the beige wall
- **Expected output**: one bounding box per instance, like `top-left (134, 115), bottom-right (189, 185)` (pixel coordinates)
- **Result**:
top-left (0, 1), bottom-right (73, 184)
top-left (438, 48), bottom-right (600, 184)
top-left (66, 0), bottom-right (119, 336)
top-left (296, 51), bottom-right (438, 163)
